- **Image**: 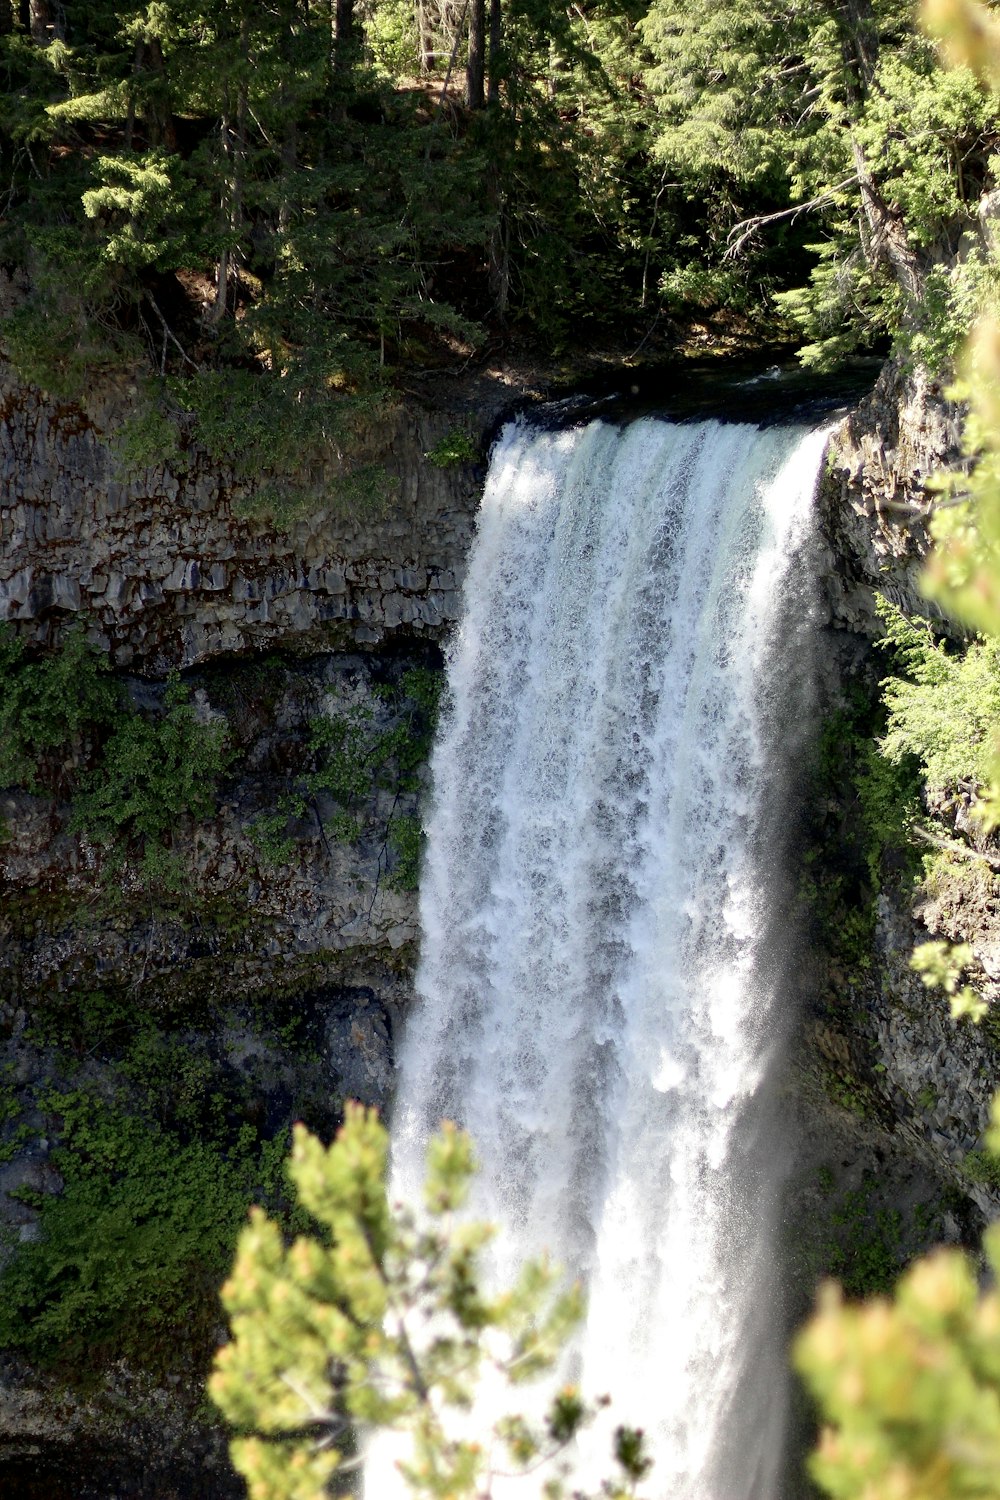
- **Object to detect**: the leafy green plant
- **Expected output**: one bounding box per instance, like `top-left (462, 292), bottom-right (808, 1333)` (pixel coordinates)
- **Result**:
top-left (910, 939), bottom-right (986, 1022)
top-left (800, 692), bottom-right (921, 990)
top-left (0, 623), bottom-right (119, 790)
top-left (876, 597), bottom-right (1000, 796)
top-left (70, 672), bottom-right (231, 859)
top-left (425, 430), bottom-right (478, 468)
top-left (824, 1175), bottom-right (904, 1299)
top-left (248, 794), bottom-right (309, 867)
top-left (108, 389), bottom-right (185, 475)
top-left (210, 1105), bottom-right (652, 1500)
top-left (387, 812), bottom-right (423, 890)
top-left (0, 1089), bottom-right (291, 1375)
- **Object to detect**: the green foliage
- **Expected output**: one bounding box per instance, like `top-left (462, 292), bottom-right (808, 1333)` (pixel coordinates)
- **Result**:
top-left (641, 0), bottom-right (1000, 370)
top-left (24, 985), bottom-right (137, 1057)
top-left (425, 430), bottom-right (478, 468)
top-left (910, 938), bottom-right (987, 1021)
top-left (0, 629), bottom-right (230, 884)
top-left (253, 666), bottom-right (441, 883)
top-left (0, 1087), bottom-right (290, 1373)
top-left (823, 1175), bottom-right (905, 1299)
top-left (0, 623), bottom-right (119, 790)
top-left (962, 1145), bottom-right (1000, 1190)
top-left (387, 812), bottom-right (423, 890)
top-left (798, 1088), bottom-right (1000, 1498)
top-left (798, 1222), bottom-right (1000, 1498)
top-left (800, 691), bottom-right (920, 990)
top-left (210, 1105), bottom-right (651, 1500)
top-left (854, 734), bottom-right (922, 895)
top-left (875, 598), bottom-right (1000, 795)
top-left (248, 795), bottom-right (306, 867)
top-left (70, 671), bottom-right (231, 860)
top-left (108, 388), bottom-right (185, 474)
top-left (799, 10), bottom-right (1000, 1492)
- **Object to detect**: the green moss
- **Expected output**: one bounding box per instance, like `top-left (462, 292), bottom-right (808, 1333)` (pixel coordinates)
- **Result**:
top-left (800, 676), bottom-right (922, 998)
top-left (963, 1149), bottom-right (1000, 1192)
top-left (819, 1062), bottom-right (873, 1120)
top-left (823, 1173), bottom-right (904, 1298)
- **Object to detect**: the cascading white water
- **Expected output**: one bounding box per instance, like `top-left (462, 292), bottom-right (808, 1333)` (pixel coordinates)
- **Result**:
top-left (385, 414), bottom-right (827, 1499)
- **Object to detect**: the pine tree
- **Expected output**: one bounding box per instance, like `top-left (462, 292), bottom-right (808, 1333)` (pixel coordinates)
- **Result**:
top-left (209, 1104), bottom-right (653, 1500)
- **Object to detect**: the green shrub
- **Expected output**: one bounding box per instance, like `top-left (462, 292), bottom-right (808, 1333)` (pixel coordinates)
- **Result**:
top-left (824, 1174), bottom-right (904, 1298)
top-left (108, 391), bottom-right (185, 475)
top-left (425, 429), bottom-right (478, 468)
top-left (876, 597), bottom-right (1000, 794)
top-left (0, 623), bottom-right (119, 790)
top-left (387, 811), bottom-right (423, 890)
top-left (801, 689), bottom-right (921, 987)
top-left (0, 1089), bottom-right (290, 1375)
top-left (70, 672), bottom-right (231, 855)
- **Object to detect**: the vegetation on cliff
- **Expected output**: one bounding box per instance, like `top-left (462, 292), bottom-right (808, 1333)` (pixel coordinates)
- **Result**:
top-left (793, 6), bottom-right (1000, 1495)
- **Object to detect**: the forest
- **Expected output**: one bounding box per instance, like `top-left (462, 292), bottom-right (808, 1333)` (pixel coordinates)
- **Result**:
top-left (6, 0), bottom-right (1000, 1497)
top-left (1, 0), bottom-right (998, 425)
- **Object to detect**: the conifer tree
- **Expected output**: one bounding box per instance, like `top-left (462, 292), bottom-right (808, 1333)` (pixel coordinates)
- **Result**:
top-left (210, 1105), bottom-right (652, 1500)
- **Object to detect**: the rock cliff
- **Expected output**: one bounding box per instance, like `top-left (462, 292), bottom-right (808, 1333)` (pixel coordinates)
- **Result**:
top-left (1, 352), bottom-right (999, 1495)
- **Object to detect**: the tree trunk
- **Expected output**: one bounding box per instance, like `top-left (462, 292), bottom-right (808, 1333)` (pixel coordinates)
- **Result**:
top-left (0, 2), bottom-right (14, 37)
top-left (487, 0), bottom-right (500, 104)
top-left (333, 0), bottom-right (355, 78)
top-left (143, 36), bottom-right (176, 149)
top-left (852, 136), bottom-right (925, 307)
top-left (28, 0), bottom-right (50, 45)
top-left (416, 0), bottom-right (433, 73)
top-left (208, 114), bottom-right (232, 327)
top-left (487, 165), bottom-right (509, 314)
top-left (278, 116), bottom-right (297, 235)
top-left (466, 0), bottom-right (485, 109)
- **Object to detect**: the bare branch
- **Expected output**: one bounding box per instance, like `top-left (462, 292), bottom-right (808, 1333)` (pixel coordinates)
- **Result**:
top-left (724, 175), bottom-right (859, 259)
top-left (912, 821), bottom-right (1000, 870)
top-left (145, 292), bottom-right (201, 371)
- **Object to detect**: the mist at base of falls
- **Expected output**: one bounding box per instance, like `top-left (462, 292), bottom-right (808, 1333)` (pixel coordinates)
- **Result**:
top-left (380, 415), bottom-right (829, 1499)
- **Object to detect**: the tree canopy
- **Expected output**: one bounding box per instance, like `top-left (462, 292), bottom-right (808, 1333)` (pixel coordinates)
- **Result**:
top-left (1, 0), bottom-right (997, 446)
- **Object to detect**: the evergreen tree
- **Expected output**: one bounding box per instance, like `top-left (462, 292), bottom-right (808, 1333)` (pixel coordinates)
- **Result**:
top-left (210, 1104), bottom-right (653, 1500)
top-left (639, 0), bottom-right (1000, 366)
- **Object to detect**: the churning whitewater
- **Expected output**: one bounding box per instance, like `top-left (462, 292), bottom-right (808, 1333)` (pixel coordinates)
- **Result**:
top-left (388, 415), bottom-right (827, 1499)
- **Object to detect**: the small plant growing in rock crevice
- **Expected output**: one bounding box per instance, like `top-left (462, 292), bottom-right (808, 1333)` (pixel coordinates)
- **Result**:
top-left (425, 429), bottom-right (478, 467)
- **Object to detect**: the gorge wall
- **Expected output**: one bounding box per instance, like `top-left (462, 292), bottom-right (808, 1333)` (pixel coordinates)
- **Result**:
top-left (2, 354), bottom-right (999, 1495)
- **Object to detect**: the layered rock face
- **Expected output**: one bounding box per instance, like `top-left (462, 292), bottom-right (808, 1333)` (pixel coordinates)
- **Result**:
top-left (0, 367), bottom-right (478, 666)
top-left (0, 362), bottom-right (494, 1495)
top-left (818, 359), bottom-right (964, 636)
top-left (795, 360), bottom-right (1000, 1278)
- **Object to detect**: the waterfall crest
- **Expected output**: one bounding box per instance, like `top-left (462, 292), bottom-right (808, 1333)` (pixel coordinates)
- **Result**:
top-left (387, 415), bottom-right (827, 1498)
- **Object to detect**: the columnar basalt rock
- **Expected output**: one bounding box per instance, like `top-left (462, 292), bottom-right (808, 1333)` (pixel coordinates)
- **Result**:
top-left (817, 360), bottom-right (964, 637)
top-left (0, 363), bottom-right (482, 670)
top-left (801, 358), bottom-right (1000, 1248)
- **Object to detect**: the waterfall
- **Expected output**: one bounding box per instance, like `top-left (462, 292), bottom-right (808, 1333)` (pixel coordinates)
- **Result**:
top-left (385, 414), bottom-right (827, 1499)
